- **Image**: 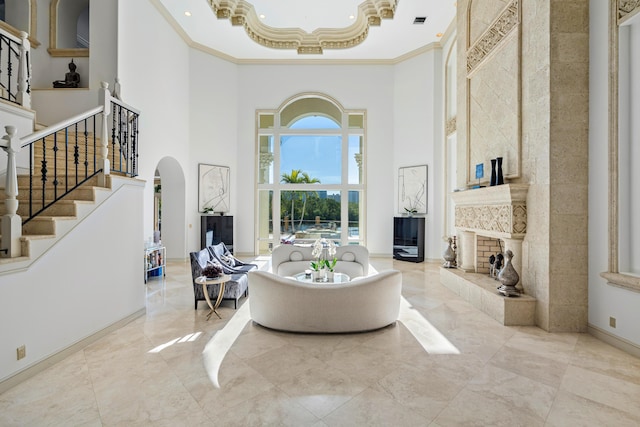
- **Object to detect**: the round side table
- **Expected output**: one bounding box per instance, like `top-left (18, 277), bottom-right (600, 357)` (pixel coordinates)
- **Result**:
top-left (195, 274), bottom-right (230, 320)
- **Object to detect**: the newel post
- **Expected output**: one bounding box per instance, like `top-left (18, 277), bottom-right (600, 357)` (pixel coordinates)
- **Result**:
top-left (17, 32), bottom-right (31, 109)
top-left (1, 126), bottom-right (22, 257)
top-left (98, 81), bottom-right (111, 187)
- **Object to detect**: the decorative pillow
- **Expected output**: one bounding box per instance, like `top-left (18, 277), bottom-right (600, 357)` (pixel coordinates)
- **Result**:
top-left (203, 261), bottom-right (223, 278)
top-left (289, 251), bottom-right (304, 261)
top-left (341, 252), bottom-right (356, 262)
top-left (220, 254), bottom-right (236, 267)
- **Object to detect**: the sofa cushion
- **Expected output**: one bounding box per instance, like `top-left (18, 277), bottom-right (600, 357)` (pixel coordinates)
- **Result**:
top-left (195, 248), bottom-right (211, 268)
top-left (341, 252), bottom-right (356, 262)
top-left (219, 253), bottom-right (236, 267)
top-left (277, 261), bottom-right (311, 277)
top-left (289, 251), bottom-right (304, 261)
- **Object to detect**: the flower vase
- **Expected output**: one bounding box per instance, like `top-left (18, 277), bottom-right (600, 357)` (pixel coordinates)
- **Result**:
top-left (496, 157), bottom-right (504, 185)
top-left (490, 159), bottom-right (497, 186)
top-left (312, 270), bottom-right (321, 282)
top-left (326, 271), bottom-right (334, 282)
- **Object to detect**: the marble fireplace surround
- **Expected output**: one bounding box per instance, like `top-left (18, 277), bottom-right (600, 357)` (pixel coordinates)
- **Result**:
top-left (452, 183), bottom-right (528, 273)
top-left (440, 183), bottom-right (535, 325)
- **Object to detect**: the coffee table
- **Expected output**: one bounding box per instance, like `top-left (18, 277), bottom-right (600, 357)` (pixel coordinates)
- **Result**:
top-left (293, 272), bottom-right (350, 283)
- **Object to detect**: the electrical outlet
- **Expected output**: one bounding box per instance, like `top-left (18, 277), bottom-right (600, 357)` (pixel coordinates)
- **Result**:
top-left (16, 345), bottom-right (26, 360)
top-left (609, 317), bottom-right (617, 328)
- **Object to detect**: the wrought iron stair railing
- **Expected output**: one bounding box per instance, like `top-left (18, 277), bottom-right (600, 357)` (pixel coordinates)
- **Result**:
top-left (0, 82), bottom-right (140, 257)
top-left (0, 30), bottom-right (31, 108)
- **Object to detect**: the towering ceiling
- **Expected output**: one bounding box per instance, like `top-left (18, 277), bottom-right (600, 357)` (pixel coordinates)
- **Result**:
top-left (154, 0), bottom-right (457, 62)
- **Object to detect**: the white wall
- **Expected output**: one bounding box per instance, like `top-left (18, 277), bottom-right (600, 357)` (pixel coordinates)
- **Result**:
top-left (117, 0), bottom-right (190, 259)
top-left (30, 0), bottom-right (116, 124)
top-left (588, 0), bottom-right (640, 347)
top-left (4, 0), bottom-right (29, 32)
top-left (231, 63), bottom-right (395, 256)
top-left (88, 0), bottom-right (116, 91)
top-left (393, 48), bottom-right (445, 260)
top-left (187, 49), bottom-right (238, 255)
top-left (0, 179), bottom-right (145, 383)
top-left (184, 50), bottom-right (445, 258)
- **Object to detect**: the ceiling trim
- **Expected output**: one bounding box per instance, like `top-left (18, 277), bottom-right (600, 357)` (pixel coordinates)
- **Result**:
top-left (151, 0), bottom-right (443, 65)
top-left (208, 0), bottom-right (397, 54)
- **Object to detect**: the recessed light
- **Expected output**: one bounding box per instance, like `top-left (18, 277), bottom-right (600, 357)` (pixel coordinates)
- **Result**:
top-left (184, 11), bottom-right (191, 17)
top-left (436, 32), bottom-right (443, 37)
top-left (259, 14), bottom-right (266, 19)
top-left (349, 15), bottom-right (355, 20)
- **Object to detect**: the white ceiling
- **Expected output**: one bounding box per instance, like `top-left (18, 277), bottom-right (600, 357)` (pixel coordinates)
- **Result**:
top-left (155, 0), bottom-right (457, 62)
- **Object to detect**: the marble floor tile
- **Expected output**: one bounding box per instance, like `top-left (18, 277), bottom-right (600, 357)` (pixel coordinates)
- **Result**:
top-left (545, 389), bottom-right (640, 426)
top-left (560, 364), bottom-right (640, 418)
top-left (1, 258), bottom-right (639, 426)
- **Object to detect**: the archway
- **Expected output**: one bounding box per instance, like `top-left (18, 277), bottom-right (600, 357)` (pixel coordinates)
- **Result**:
top-left (155, 156), bottom-right (186, 260)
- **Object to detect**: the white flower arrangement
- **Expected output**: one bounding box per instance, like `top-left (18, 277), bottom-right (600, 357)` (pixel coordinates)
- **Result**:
top-left (312, 238), bottom-right (336, 259)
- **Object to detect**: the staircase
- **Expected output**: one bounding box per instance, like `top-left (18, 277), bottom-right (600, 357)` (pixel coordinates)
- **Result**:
top-left (0, 83), bottom-right (140, 271)
top-left (0, 172), bottom-right (112, 266)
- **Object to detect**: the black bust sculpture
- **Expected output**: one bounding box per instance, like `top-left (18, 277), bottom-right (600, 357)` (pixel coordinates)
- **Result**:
top-left (53, 60), bottom-right (80, 88)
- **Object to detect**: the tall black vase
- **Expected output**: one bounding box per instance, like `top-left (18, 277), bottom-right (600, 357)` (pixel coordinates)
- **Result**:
top-left (496, 157), bottom-right (504, 185)
top-left (490, 159), bottom-right (497, 186)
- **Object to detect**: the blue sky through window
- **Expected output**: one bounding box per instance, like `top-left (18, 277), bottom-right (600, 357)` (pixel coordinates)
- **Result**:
top-left (281, 116), bottom-right (360, 185)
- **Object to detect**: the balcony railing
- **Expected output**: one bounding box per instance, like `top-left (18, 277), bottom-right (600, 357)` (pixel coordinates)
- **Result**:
top-left (0, 29), bottom-right (31, 109)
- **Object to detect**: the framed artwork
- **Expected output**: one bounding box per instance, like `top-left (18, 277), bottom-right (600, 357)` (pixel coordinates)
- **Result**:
top-left (398, 165), bottom-right (427, 214)
top-left (198, 164), bottom-right (230, 213)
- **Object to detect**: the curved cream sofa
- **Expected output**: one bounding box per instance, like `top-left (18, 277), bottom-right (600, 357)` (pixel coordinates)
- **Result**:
top-left (248, 269), bottom-right (402, 333)
top-left (271, 244), bottom-right (369, 278)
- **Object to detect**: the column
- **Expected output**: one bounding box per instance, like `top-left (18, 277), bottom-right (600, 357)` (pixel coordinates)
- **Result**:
top-left (457, 230), bottom-right (475, 272)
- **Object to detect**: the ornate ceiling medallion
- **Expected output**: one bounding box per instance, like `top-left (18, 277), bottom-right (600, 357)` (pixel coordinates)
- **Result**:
top-left (208, 0), bottom-right (397, 54)
top-left (618, 0), bottom-right (640, 24)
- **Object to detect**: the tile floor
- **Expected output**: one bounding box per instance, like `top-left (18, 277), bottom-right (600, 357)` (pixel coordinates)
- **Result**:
top-left (1, 258), bottom-right (640, 426)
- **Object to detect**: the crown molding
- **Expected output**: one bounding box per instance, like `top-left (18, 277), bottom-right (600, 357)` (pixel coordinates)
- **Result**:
top-left (208, 0), bottom-right (397, 54)
top-left (151, 0), bottom-right (442, 65)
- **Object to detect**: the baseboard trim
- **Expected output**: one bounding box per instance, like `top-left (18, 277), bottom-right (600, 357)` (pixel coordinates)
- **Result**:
top-left (588, 323), bottom-right (640, 359)
top-left (0, 308), bottom-right (146, 394)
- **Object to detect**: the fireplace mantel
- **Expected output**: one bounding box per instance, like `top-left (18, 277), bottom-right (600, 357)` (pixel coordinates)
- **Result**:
top-left (442, 183), bottom-right (534, 326)
top-left (451, 184), bottom-right (528, 240)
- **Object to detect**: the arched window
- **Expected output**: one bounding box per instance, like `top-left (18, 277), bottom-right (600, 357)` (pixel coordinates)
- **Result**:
top-left (256, 94), bottom-right (365, 254)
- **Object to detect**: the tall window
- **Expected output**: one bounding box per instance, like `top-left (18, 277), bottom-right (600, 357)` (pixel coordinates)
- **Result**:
top-left (256, 94), bottom-right (365, 254)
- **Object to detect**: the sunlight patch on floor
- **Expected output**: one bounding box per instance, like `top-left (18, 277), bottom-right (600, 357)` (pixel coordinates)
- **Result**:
top-left (398, 296), bottom-right (460, 355)
top-left (148, 332), bottom-right (203, 353)
top-left (202, 301), bottom-right (252, 388)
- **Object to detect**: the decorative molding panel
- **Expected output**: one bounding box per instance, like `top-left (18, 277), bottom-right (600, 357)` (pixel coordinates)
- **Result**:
top-left (451, 184), bottom-right (528, 239)
top-left (619, 0), bottom-right (640, 24)
top-left (446, 117), bottom-right (457, 136)
top-left (466, 0), bottom-right (520, 75)
top-left (208, 0), bottom-right (397, 54)
top-left (454, 204), bottom-right (526, 236)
